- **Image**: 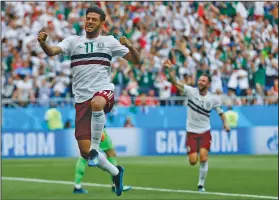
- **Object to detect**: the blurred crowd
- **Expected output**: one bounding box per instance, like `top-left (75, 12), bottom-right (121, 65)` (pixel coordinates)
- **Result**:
top-left (1, 2), bottom-right (278, 107)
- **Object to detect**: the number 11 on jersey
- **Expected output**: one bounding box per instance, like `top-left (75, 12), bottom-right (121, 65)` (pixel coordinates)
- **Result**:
top-left (85, 42), bottom-right (93, 53)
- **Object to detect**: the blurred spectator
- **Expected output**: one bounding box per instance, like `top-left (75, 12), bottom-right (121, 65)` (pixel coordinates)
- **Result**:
top-left (126, 70), bottom-right (139, 97)
top-left (12, 74), bottom-right (35, 107)
top-left (224, 105), bottom-right (239, 128)
top-left (216, 89), bottom-right (231, 106)
top-left (266, 79), bottom-right (278, 105)
top-left (44, 102), bottom-right (63, 130)
top-left (244, 88), bottom-right (257, 105)
top-left (2, 77), bottom-right (15, 99)
top-left (118, 90), bottom-right (132, 107)
top-left (111, 58), bottom-right (129, 97)
top-left (211, 69), bottom-right (223, 94)
top-left (64, 120), bottom-right (72, 129)
top-left (227, 90), bottom-right (242, 106)
top-left (135, 93), bottom-right (147, 106)
top-left (52, 90), bottom-right (63, 106)
top-left (146, 89), bottom-right (159, 106)
top-left (37, 79), bottom-right (51, 105)
top-left (179, 62), bottom-right (195, 85)
top-left (138, 65), bottom-right (155, 94)
top-left (154, 73), bottom-right (172, 106)
top-left (253, 61), bottom-right (266, 96)
top-left (265, 89), bottom-right (278, 105)
top-left (124, 117), bottom-right (134, 128)
top-left (271, 79), bottom-right (278, 97)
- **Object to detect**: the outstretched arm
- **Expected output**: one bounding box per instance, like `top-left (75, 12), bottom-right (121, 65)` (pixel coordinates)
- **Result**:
top-left (215, 102), bottom-right (230, 132)
top-left (220, 113), bottom-right (230, 132)
top-left (38, 31), bottom-right (62, 56)
top-left (163, 59), bottom-right (184, 94)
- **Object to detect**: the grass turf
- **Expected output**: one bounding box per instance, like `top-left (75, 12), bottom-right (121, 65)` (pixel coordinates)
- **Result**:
top-left (2, 155), bottom-right (278, 199)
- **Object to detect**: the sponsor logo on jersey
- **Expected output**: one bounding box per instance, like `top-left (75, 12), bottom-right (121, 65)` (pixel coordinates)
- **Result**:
top-left (205, 101), bottom-right (211, 109)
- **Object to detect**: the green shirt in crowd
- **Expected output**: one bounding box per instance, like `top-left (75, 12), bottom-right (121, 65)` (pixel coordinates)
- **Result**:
top-left (225, 110), bottom-right (239, 128)
top-left (139, 71), bottom-right (155, 88)
top-left (254, 66), bottom-right (266, 87)
top-left (44, 108), bottom-right (64, 130)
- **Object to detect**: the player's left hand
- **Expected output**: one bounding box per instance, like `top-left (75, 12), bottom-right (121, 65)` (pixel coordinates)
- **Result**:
top-left (163, 59), bottom-right (173, 68)
top-left (119, 36), bottom-right (133, 48)
top-left (224, 123), bottom-right (230, 132)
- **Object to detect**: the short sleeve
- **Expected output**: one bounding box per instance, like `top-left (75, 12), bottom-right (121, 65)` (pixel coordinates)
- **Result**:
top-left (183, 85), bottom-right (196, 97)
top-left (110, 36), bottom-right (129, 58)
top-left (57, 36), bottom-right (76, 56)
top-left (214, 97), bottom-right (224, 115)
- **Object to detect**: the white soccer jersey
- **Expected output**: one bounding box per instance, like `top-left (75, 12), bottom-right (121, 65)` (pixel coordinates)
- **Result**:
top-left (57, 35), bottom-right (129, 103)
top-left (183, 85), bottom-right (224, 134)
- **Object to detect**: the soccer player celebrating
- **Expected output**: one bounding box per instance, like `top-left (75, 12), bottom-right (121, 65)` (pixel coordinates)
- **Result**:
top-left (163, 59), bottom-right (230, 192)
top-left (38, 6), bottom-right (140, 196)
top-left (73, 129), bottom-right (132, 194)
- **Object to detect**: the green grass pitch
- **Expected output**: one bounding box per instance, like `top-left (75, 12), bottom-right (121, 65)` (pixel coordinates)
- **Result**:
top-left (2, 155), bottom-right (278, 199)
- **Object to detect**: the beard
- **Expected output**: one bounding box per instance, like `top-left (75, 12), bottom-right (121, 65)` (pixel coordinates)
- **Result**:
top-left (85, 24), bottom-right (101, 36)
top-left (198, 85), bottom-right (207, 92)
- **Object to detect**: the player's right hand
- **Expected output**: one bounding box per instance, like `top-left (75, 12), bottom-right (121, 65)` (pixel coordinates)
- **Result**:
top-left (37, 31), bottom-right (48, 43)
top-left (163, 59), bottom-right (173, 68)
top-left (224, 123), bottom-right (231, 132)
top-left (163, 59), bottom-right (176, 81)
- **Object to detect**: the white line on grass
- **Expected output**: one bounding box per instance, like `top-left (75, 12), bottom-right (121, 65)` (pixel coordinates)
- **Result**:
top-left (2, 164), bottom-right (69, 167)
top-left (2, 176), bottom-right (277, 199)
top-left (3, 163), bottom-right (278, 171)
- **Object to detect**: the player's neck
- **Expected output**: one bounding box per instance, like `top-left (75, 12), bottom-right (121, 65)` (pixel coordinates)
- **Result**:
top-left (86, 32), bottom-right (100, 39)
top-left (199, 90), bottom-right (208, 96)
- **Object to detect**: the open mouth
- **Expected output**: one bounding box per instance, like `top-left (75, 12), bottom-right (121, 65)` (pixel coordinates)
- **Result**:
top-left (87, 25), bottom-right (94, 31)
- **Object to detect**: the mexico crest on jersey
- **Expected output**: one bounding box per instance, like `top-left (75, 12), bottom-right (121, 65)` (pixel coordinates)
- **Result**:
top-left (97, 42), bottom-right (105, 48)
top-left (205, 101), bottom-right (211, 109)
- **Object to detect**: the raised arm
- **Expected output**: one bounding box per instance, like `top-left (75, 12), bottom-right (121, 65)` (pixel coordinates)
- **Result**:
top-left (119, 36), bottom-right (141, 65)
top-left (163, 59), bottom-right (184, 94)
top-left (37, 31), bottom-right (62, 56)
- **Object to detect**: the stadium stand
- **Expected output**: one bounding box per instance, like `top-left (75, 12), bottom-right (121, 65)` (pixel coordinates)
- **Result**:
top-left (1, 2), bottom-right (278, 106)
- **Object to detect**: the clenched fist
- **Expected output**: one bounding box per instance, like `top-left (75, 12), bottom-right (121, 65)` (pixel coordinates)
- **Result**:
top-left (37, 31), bottom-right (48, 44)
top-left (163, 59), bottom-right (173, 68)
top-left (119, 36), bottom-right (132, 48)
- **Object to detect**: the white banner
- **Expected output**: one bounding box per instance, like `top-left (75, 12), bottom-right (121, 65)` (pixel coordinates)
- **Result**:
top-left (252, 127), bottom-right (278, 155)
top-left (106, 128), bottom-right (140, 156)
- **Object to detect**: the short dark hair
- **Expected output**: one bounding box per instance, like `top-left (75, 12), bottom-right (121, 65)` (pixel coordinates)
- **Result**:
top-left (201, 73), bottom-right (212, 83)
top-left (86, 6), bottom-right (106, 21)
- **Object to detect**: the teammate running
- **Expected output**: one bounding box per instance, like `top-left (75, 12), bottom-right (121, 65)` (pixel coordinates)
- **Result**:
top-left (73, 129), bottom-right (132, 194)
top-left (38, 6), bottom-right (140, 196)
top-left (163, 59), bottom-right (230, 192)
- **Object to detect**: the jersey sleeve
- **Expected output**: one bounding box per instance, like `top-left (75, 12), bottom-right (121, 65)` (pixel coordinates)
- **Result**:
top-left (57, 36), bottom-right (76, 56)
top-left (110, 36), bottom-right (129, 58)
top-left (214, 97), bottom-right (224, 115)
top-left (183, 85), bottom-right (195, 97)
